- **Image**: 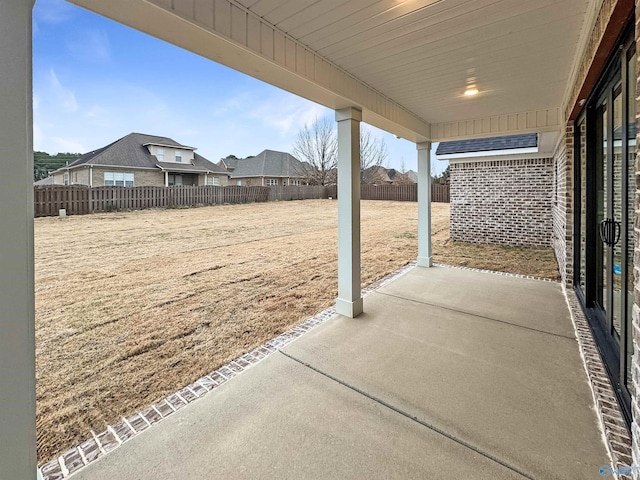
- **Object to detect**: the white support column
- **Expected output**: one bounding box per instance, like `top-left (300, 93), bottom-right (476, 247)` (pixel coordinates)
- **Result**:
top-left (335, 107), bottom-right (363, 318)
top-left (0, 1), bottom-right (37, 478)
top-left (417, 142), bottom-right (433, 267)
top-left (164, 170), bottom-right (169, 187)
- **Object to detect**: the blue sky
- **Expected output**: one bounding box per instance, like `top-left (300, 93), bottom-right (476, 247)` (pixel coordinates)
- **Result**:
top-left (32, 0), bottom-right (444, 175)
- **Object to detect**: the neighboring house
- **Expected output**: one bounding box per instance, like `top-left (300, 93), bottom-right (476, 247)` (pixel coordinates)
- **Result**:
top-left (34, 176), bottom-right (54, 186)
top-left (51, 133), bottom-right (229, 188)
top-left (387, 168), bottom-right (418, 184)
top-left (229, 150), bottom-right (308, 186)
top-left (363, 166), bottom-right (419, 185)
top-left (362, 166), bottom-right (392, 184)
top-left (218, 156), bottom-right (240, 172)
top-left (436, 132), bottom-right (555, 248)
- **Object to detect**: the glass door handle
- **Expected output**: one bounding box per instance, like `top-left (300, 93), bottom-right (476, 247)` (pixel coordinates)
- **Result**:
top-left (612, 220), bottom-right (621, 247)
top-left (599, 218), bottom-right (616, 246)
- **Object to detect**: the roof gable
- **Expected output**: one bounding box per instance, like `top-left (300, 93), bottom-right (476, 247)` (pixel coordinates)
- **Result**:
top-left (61, 133), bottom-right (222, 172)
top-left (230, 150), bottom-right (306, 178)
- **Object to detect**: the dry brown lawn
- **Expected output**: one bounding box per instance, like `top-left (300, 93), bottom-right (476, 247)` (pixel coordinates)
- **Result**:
top-left (35, 200), bottom-right (559, 462)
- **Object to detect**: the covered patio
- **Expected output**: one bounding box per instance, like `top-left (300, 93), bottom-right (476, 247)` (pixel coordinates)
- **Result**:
top-left (1, 1), bottom-right (635, 478)
top-left (59, 266), bottom-right (607, 479)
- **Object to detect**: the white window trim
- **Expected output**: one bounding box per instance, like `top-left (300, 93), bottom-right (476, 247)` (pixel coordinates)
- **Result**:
top-left (104, 171), bottom-right (134, 187)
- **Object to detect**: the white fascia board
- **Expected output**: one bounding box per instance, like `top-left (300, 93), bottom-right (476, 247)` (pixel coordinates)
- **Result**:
top-left (86, 164), bottom-right (160, 170)
top-left (69, 0), bottom-right (430, 143)
top-left (143, 142), bottom-right (197, 151)
top-left (431, 109), bottom-right (561, 142)
top-left (436, 147), bottom-right (539, 161)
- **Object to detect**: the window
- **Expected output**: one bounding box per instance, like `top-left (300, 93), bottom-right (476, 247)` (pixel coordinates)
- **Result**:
top-left (104, 172), bottom-right (134, 187)
top-left (175, 150), bottom-right (182, 163)
top-left (236, 180), bottom-right (242, 186)
top-left (266, 178), bottom-right (278, 186)
top-left (206, 176), bottom-right (221, 186)
top-left (63, 173), bottom-right (69, 185)
top-left (291, 179), bottom-right (301, 186)
top-left (157, 148), bottom-right (165, 161)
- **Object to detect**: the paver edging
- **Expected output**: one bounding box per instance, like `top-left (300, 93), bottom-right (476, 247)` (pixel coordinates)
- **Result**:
top-left (38, 262), bottom-right (559, 479)
top-left (563, 287), bottom-right (633, 480)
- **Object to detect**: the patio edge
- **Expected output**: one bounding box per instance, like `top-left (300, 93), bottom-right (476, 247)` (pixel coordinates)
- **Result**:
top-left (38, 262), bottom-right (558, 479)
top-left (563, 287), bottom-right (633, 480)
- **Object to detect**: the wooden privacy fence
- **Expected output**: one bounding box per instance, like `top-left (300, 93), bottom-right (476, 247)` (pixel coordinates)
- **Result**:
top-left (268, 185), bottom-right (336, 201)
top-left (34, 185), bottom-right (270, 217)
top-left (33, 183), bottom-right (449, 217)
top-left (359, 183), bottom-right (449, 203)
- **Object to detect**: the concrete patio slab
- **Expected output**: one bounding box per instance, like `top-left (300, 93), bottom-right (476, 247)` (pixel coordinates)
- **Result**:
top-left (378, 265), bottom-right (574, 337)
top-left (284, 267), bottom-right (607, 480)
top-left (71, 353), bottom-right (523, 480)
top-left (68, 266), bottom-right (608, 480)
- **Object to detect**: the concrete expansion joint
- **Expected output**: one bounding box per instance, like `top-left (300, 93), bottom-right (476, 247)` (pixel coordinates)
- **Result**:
top-left (278, 349), bottom-right (536, 480)
top-left (39, 261), bottom-right (554, 479)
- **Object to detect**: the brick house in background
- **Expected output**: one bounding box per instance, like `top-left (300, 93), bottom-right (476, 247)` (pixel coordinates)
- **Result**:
top-left (436, 133), bottom-right (557, 247)
top-left (51, 133), bottom-right (229, 188)
top-left (228, 149), bottom-right (308, 186)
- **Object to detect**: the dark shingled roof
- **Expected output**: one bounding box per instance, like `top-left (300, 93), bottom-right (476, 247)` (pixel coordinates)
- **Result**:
top-left (60, 133), bottom-right (224, 173)
top-left (230, 150), bottom-right (306, 178)
top-left (435, 133), bottom-right (538, 155)
top-left (219, 157), bottom-right (239, 170)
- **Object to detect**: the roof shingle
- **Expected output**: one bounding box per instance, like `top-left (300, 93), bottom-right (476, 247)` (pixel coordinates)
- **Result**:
top-left (435, 133), bottom-right (537, 155)
top-left (230, 150), bottom-right (306, 178)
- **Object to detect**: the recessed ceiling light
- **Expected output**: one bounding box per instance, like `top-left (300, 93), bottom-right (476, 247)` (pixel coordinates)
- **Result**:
top-left (464, 87), bottom-right (479, 97)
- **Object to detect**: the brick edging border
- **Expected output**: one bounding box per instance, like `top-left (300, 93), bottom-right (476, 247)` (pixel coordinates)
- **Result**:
top-left (39, 262), bottom-right (420, 479)
top-left (563, 287), bottom-right (633, 479)
top-left (37, 262), bottom-right (562, 479)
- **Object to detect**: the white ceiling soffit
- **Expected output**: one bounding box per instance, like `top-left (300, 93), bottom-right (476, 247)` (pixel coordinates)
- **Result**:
top-left (70, 0), bottom-right (591, 141)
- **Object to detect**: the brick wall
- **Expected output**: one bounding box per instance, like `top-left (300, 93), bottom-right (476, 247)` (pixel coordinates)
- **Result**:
top-left (449, 157), bottom-right (553, 247)
top-left (552, 124), bottom-right (575, 286)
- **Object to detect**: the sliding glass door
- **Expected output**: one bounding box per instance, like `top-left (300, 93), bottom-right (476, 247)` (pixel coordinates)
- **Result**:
top-left (574, 34), bottom-right (635, 425)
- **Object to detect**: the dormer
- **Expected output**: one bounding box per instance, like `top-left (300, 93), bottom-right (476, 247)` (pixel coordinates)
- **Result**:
top-left (145, 141), bottom-right (196, 165)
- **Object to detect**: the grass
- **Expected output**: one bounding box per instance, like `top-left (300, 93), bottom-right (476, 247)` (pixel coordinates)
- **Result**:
top-left (34, 200), bottom-right (559, 462)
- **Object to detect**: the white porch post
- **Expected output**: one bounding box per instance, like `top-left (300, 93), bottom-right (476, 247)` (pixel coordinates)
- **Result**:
top-left (335, 107), bottom-right (363, 318)
top-left (164, 170), bottom-right (169, 187)
top-left (0, 0), bottom-right (37, 478)
top-left (417, 141), bottom-right (433, 267)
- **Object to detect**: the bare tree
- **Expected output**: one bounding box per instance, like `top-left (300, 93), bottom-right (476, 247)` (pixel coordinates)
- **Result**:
top-left (293, 120), bottom-right (389, 185)
top-left (360, 127), bottom-right (389, 184)
top-left (292, 117), bottom-right (337, 185)
top-left (393, 158), bottom-right (415, 185)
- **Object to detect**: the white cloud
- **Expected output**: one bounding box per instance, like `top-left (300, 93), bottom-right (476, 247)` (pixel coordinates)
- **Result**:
top-left (33, 124), bottom-right (44, 151)
top-left (245, 94), bottom-right (330, 136)
top-left (33, 0), bottom-right (75, 25)
top-left (51, 136), bottom-right (86, 153)
top-left (49, 69), bottom-right (78, 113)
top-left (66, 30), bottom-right (111, 63)
top-left (85, 104), bottom-right (106, 119)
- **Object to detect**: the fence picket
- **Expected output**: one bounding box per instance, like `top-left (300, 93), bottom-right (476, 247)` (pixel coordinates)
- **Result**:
top-left (32, 183), bottom-right (448, 217)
